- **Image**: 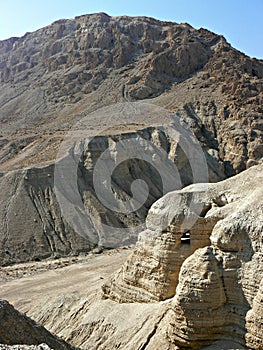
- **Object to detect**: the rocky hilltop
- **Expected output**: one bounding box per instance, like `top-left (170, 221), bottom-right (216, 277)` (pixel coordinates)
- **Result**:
top-left (0, 13), bottom-right (262, 174)
top-left (0, 13), bottom-right (262, 265)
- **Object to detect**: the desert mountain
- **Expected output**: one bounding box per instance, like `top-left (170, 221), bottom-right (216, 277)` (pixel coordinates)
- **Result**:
top-left (0, 12), bottom-right (262, 174)
top-left (0, 13), bottom-right (262, 265)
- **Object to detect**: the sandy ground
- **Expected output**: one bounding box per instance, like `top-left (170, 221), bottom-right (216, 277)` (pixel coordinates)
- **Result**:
top-left (0, 248), bottom-right (131, 313)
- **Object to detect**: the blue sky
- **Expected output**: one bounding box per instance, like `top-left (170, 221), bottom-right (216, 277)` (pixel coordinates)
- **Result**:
top-left (0, 0), bottom-right (262, 58)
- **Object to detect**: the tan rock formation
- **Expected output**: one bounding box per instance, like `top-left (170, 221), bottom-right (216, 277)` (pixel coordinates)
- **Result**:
top-left (0, 165), bottom-right (92, 265)
top-left (16, 163), bottom-right (262, 350)
top-left (245, 278), bottom-right (263, 349)
top-left (0, 122), bottom-right (210, 265)
top-left (0, 12), bottom-right (262, 349)
top-left (0, 14), bottom-right (262, 177)
top-left (99, 163), bottom-right (263, 349)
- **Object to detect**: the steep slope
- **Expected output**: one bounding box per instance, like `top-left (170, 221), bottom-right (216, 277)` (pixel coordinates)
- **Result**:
top-left (0, 13), bottom-right (262, 174)
top-left (0, 299), bottom-right (76, 349)
top-left (0, 13), bottom-right (262, 264)
top-left (15, 162), bottom-right (262, 350)
top-left (0, 117), bottom-right (210, 265)
top-left (101, 162), bottom-right (263, 349)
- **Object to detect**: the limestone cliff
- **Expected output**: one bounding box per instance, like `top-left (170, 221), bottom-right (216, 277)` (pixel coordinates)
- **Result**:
top-left (100, 163), bottom-right (263, 349)
top-left (1, 109), bottom-right (227, 266)
top-left (0, 121), bottom-right (210, 265)
top-left (0, 13), bottom-right (262, 349)
top-left (22, 163), bottom-right (263, 350)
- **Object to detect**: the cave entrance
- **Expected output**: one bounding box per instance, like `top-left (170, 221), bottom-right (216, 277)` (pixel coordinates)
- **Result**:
top-left (181, 230), bottom-right (190, 244)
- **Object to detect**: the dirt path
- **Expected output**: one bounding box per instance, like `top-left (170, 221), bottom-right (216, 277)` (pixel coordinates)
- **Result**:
top-left (0, 248), bottom-right (131, 313)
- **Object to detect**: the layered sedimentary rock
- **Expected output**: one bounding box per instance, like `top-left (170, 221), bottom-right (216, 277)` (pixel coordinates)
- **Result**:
top-left (246, 280), bottom-right (263, 349)
top-left (0, 165), bottom-right (92, 265)
top-left (0, 120), bottom-right (213, 265)
top-left (0, 13), bottom-right (263, 175)
top-left (99, 163), bottom-right (263, 349)
top-left (0, 13), bottom-right (262, 348)
top-left (21, 163), bottom-right (263, 350)
top-left (101, 183), bottom-right (229, 303)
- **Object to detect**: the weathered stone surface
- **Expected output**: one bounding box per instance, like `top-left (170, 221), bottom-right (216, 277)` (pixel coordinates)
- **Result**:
top-left (16, 163), bottom-right (262, 350)
top-left (1, 13), bottom-right (263, 266)
top-left (0, 123), bottom-right (211, 265)
top-left (0, 165), bottom-right (92, 265)
top-left (0, 12), bottom-right (262, 350)
top-left (99, 163), bottom-right (263, 348)
top-left (245, 279), bottom-right (263, 349)
top-left (0, 14), bottom-right (262, 178)
top-left (0, 300), bottom-right (75, 350)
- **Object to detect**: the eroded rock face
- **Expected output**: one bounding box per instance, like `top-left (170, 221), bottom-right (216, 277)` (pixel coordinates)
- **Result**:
top-left (0, 14), bottom-right (214, 104)
top-left (0, 122), bottom-right (217, 265)
top-left (0, 165), bottom-right (92, 265)
top-left (0, 13), bottom-right (262, 349)
top-left (0, 14), bottom-right (262, 179)
top-left (246, 279), bottom-right (263, 349)
top-left (23, 165), bottom-right (262, 350)
top-left (0, 14), bottom-right (262, 266)
top-left (102, 187), bottom-right (215, 303)
top-left (99, 163), bottom-right (263, 349)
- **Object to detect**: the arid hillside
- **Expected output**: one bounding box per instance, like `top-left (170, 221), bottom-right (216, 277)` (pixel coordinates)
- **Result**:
top-left (0, 13), bottom-right (263, 264)
top-left (0, 13), bottom-right (262, 265)
top-left (0, 13), bottom-right (262, 174)
top-left (0, 12), bottom-right (262, 350)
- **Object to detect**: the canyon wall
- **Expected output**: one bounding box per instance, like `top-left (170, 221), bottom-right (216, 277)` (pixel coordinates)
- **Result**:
top-left (21, 163), bottom-right (263, 350)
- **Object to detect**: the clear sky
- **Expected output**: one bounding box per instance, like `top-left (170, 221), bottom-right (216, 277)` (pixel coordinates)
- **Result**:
top-left (0, 0), bottom-right (262, 59)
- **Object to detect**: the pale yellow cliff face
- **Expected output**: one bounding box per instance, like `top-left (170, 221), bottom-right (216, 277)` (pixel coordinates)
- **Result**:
top-left (99, 163), bottom-right (263, 349)
top-left (0, 345), bottom-right (53, 349)
top-left (1, 163), bottom-right (258, 350)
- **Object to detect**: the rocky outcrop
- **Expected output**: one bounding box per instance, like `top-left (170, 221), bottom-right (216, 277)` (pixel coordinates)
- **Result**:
top-left (245, 273), bottom-right (263, 349)
top-left (98, 162), bottom-right (262, 349)
top-left (102, 184), bottom-right (217, 303)
top-left (0, 300), bottom-right (75, 349)
top-left (0, 165), bottom-right (92, 265)
top-left (0, 13), bottom-right (262, 348)
top-left (0, 14), bottom-right (262, 266)
top-left (0, 14), bottom-right (262, 178)
top-left (20, 163), bottom-right (263, 350)
top-left (0, 14), bottom-right (212, 100)
top-left (1, 117), bottom-right (222, 266)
